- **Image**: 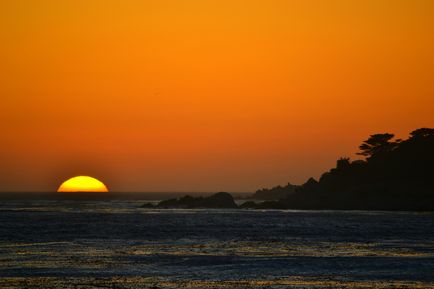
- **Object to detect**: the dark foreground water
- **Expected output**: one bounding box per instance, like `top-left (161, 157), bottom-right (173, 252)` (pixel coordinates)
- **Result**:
top-left (1, 200), bottom-right (434, 288)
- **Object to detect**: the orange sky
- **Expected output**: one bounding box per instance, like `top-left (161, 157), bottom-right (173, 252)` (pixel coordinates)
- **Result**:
top-left (1, 0), bottom-right (433, 192)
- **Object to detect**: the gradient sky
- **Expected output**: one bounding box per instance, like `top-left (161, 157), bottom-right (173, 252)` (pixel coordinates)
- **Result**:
top-left (1, 0), bottom-right (433, 192)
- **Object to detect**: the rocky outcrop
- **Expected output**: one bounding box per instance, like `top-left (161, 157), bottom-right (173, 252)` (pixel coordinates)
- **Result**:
top-left (252, 183), bottom-right (299, 200)
top-left (141, 202), bottom-right (155, 208)
top-left (156, 192), bottom-right (237, 209)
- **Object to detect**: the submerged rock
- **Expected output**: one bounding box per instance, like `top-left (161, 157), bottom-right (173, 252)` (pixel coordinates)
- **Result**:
top-left (141, 202), bottom-right (155, 208)
top-left (239, 201), bottom-right (258, 209)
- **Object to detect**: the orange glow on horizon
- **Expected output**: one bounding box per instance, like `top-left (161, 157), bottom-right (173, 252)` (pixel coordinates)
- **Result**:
top-left (1, 0), bottom-right (434, 192)
top-left (57, 176), bottom-right (109, 193)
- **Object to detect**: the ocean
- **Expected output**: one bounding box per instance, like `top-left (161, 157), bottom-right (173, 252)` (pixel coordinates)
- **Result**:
top-left (1, 199), bottom-right (434, 288)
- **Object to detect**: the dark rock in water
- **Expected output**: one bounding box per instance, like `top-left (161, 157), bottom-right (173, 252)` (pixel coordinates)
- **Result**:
top-left (157, 195), bottom-right (205, 208)
top-left (240, 200), bottom-right (288, 210)
top-left (240, 200), bottom-right (290, 210)
top-left (255, 200), bottom-right (288, 210)
top-left (201, 192), bottom-right (237, 208)
top-left (157, 198), bottom-right (183, 208)
top-left (239, 201), bottom-right (258, 209)
top-left (156, 192), bottom-right (237, 209)
top-left (141, 202), bottom-right (155, 208)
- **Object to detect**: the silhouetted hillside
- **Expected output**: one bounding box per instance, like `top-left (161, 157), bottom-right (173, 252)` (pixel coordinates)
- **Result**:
top-left (249, 128), bottom-right (434, 210)
top-left (149, 128), bottom-right (434, 211)
top-left (252, 183), bottom-right (299, 200)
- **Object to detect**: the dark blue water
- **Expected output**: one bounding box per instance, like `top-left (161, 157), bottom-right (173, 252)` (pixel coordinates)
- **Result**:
top-left (1, 200), bottom-right (434, 288)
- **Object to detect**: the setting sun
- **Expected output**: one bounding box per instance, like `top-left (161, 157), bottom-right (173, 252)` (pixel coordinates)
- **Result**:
top-left (57, 176), bottom-right (109, 193)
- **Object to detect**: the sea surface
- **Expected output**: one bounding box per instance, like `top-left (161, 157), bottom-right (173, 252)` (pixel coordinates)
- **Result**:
top-left (1, 199), bottom-right (434, 288)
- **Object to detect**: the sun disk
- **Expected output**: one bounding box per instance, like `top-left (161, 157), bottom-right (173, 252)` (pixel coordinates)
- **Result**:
top-left (57, 176), bottom-right (109, 193)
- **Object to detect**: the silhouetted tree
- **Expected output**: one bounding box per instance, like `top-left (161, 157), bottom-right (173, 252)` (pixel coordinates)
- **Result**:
top-left (409, 128), bottom-right (434, 139)
top-left (357, 133), bottom-right (400, 159)
top-left (336, 157), bottom-right (351, 170)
